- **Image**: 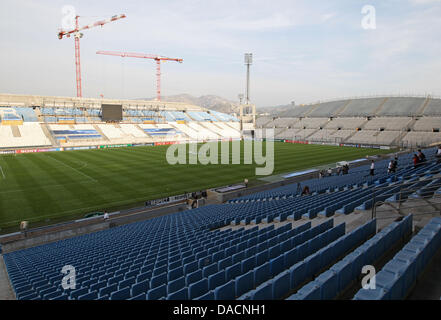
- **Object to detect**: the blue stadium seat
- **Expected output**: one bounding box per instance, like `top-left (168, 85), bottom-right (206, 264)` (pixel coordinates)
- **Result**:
top-left (131, 280), bottom-right (149, 297)
top-left (167, 287), bottom-right (188, 300)
top-left (214, 280), bottom-right (236, 300)
top-left (235, 271), bottom-right (254, 298)
top-left (110, 287), bottom-right (130, 300)
top-left (188, 278), bottom-right (208, 299)
top-left (146, 284), bottom-right (167, 300)
top-left (208, 270), bottom-right (226, 291)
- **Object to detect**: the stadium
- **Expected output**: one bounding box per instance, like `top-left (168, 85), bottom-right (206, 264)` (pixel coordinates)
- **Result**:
top-left (1, 0), bottom-right (441, 306)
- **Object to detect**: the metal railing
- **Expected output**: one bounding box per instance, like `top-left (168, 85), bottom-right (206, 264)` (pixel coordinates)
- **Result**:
top-left (371, 169), bottom-right (441, 220)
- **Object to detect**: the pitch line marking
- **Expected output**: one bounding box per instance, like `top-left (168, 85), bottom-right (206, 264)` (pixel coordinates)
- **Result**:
top-left (0, 165), bottom-right (5, 179)
top-left (46, 155), bottom-right (98, 183)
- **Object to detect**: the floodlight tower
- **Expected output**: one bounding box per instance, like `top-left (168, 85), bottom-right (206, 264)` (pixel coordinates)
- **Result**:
top-left (244, 53), bottom-right (253, 105)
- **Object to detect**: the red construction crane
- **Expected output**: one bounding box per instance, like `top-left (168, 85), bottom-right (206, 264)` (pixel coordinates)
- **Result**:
top-left (58, 14), bottom-right (127, 98)
top-left (96, 51), bottom-right (183, 101)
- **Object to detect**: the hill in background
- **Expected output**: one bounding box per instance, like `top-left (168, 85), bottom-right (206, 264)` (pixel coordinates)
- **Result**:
top-left (140, 94), bottom-right (296, 117)
top-left (140, 94), bottom-right (238, 114)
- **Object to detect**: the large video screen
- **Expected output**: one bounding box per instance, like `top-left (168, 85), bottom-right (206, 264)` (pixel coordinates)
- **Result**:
top-left (102, 104), bottom-right (123, 121)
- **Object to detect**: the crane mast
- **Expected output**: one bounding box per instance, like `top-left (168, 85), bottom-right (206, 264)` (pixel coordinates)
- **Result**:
top-left (58, 14), bottom-right (127, 98)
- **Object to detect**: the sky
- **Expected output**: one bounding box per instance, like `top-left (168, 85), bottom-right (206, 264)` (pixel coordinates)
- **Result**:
top-left (0, 0), bottom-right (440, 107)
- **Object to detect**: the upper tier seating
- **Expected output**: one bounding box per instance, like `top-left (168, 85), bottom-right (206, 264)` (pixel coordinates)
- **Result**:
top-left (308, 100), bottom-right (348, 118)
top-left (256, 117), bottom-right (273, 127)
top-left (339, 98), bottom-right (386, 117)
top-left (271, 118), bottom-right (298, 128)
top-left (0, 108), bottom-right (22, 121)
top-left (281, 105), bottom-right (316, 117)
top-left (13, 107), bottom-right (38, 122)
top-left (423, 98), bottom-right (441, 116)
top-left (187, 111), bottom-right (218, 122)
top-left (209, 110), bottom-right (239, 122)
top-left (377, 97), bottom-right (425, 117)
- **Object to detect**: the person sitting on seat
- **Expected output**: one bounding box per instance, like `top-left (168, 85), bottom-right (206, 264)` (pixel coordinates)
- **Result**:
top-left (327, 168), bottom-right (332, 176)
top-left (417, 149), bottom-right (426, 164)
top-left (413, 154), bottom-right (419, 168)
top-left (301, 186), bottom-right (310, 196)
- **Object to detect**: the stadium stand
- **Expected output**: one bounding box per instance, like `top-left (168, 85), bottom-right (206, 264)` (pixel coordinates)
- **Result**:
top-left (3, 147), bottom-right (441, 300)
top-left (0, 94), bottom-right (243, 150)
top-left (258, 96), bottom-right (441, 147)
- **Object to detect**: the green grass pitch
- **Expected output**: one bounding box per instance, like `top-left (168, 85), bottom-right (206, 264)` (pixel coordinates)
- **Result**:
top-left (0, 142), bottom-right (393, 232)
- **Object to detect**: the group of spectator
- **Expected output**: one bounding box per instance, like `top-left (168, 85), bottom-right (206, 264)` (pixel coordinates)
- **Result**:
top-left (412, 149), bottom-right (427, 168)
top-left (387, 157), bottom-right (398, 174)
top-left (319, 164), bottom-right (349, 178)
top-left (188, 190), bottom-right (208, 209)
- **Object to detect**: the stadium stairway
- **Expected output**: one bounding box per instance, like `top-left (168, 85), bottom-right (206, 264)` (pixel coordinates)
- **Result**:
top-left (0, 255), bottom-right (15, 300)
top-left (92, 125), bottom-right (110, 141)
top-left (40, 123), bottom-right (59, 146)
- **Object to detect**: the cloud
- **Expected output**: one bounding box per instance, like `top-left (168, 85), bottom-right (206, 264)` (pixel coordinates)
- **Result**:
top-left (1, 0), bottom-right (440, 106)
top-left (409, 0), bottom-right (441, 4)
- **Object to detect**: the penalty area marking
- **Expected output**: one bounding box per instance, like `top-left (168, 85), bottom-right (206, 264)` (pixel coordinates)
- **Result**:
top-left (46, 155), bottom-right (98, 183)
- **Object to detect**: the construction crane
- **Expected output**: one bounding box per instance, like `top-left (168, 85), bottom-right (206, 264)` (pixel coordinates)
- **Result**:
top-left (58, 14), bottom-right (127, 98)
top-left (96, 51), bottom-right (183, 101)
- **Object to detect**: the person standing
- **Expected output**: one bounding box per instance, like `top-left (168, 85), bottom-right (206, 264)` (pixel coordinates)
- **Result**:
top-left (392, 157), bottom-right (398, 173)
top-left (370, 160), bottom-right (375, 176)
top-left (388, 160), bottom-right (394, 174)
top-left (436, 146), bottom-right (441, 163)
